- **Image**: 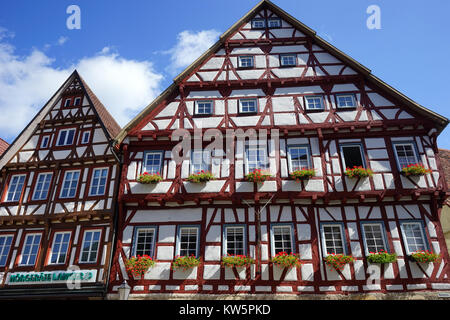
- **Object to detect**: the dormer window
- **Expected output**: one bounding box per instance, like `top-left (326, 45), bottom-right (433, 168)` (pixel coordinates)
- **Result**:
top-left (251, 18), bottom-right (266, 29)
top-left (336, 94), bottom-right (356, 109)
top-left (238, 56), bottom-right (254, 68)
top-left (194, 100), bottom-right (213, 115)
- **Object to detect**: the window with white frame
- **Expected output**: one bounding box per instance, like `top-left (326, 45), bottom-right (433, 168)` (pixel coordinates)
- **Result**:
top-left (224, 226), bottom-right (245, 255)
top-left (305, 96), bottom-right (324, 110)
top-left (280, 54), bottom-right (296, 66)
top-left (49, 232), bottom-right (71, 264)
top-left (238, 56), bottom-right (254, 68)
top-left (272, 225), bottom-right (293, 255)
top-left (19, 233), bottom-right (42, 266)
top-left (0, 235), bottom-right (13, 267)
top-left (40, 136), bottom-right (50, 149)
top-left (81, 131), bottom-right (90, 144)
top-left (56, 128), bottom-right (76, 146)
top-left (400, 221), bottom-right (428, 254)
top-left (79, 230), bottom-right (101, 263)
top-left (321, 224), bottom-right (345, 255)
top-left (74, 97), bottom-right (81, 106)
top-left (89, 168), bottom-right (108, 196)
top-left (288, 146), bottom-right (310, 171)
top-left (246, 145), bottom-right (268, 172)
top-left (267, 17), bottom-right (282, 28)
top-left (64, 98), bottom-right (71, 107)
top-left (133, 227), bottom-right (156, 257)
top-left (32, 172), bottom-right (52, 201)
top-left (340, 144), bottom-right (365, 169)
top-left (143, 151), bottom-right (163, 174)
top-left (195, 100), bottom-right (213, 115)
top-left (336, 94), bottom-right (356, 108)
top-left (361, 223), bottom-right (387, 254)
top-left (191, 149), bottom-right (211, 174)
top-left (5, 174), bottom-right (26, 202)
top-left (178, 227), bottom-right (199, 257)
top-left (251, 18), bottom-right (265, 29)
top-left (393, 142), bottom-right (419, 169)
top-left (60, 170), bottom-right (80, 199)
top-left (239, 99), bottom-right (258, 113)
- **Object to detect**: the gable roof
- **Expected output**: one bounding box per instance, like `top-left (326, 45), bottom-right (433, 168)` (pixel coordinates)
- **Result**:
top-left (115, 0), bottom-right (448, 144)
top-left (0, 138), bottom-right (9, 156)
top-left (0, 70), bottom-right (120, 168)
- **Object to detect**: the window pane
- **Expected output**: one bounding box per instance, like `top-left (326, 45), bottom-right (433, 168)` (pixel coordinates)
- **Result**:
top-left (342, 145), bottom-right (364, 169)
top-left (196, 101), bottom-right (213, 115)
top-left (80, 231), bottom-right (101, 263)
top-left (239, 56), bottom-right (254, 68)
top-left (226, 227), bottom-right (245, 255)
top-left (89, 168), bottom-right (108, 196)
top-left (395, 144), bottom-right (417, 168)
top-left (273, 226), bottom-right (292, 254)
top-left (191, 150), bottom-right (211, 173)
top-left (143, 152), bottom-right (162, 174)
top-left (7, 175), bottom-right (26, 202)
top-left (363, 224), bottom-right (386, 253)
top-left (305, 96), bottom-right (323, 110)
top-left (179, 228), bottom-right (198, 257)
top-left (0, 235), bottom-right (13, 266)
top-left (289, 147), bottom-right (309, 171)
top-left (337, 95), bottom-right (355, 108)
top-left (247, 147), bottom-right (268, 171)
top-left (323, 225), bottom-right (344, 254)
top-left (50, 232), bottom-right (71, 264)
top-left (402, 223), bottom-right (426, 253)
top-left (20, 234), bottom-right (41, 266)
top-left (135, 228), bottom-right (155, 256)
top-left (33, 173), bottom-right (52, 200)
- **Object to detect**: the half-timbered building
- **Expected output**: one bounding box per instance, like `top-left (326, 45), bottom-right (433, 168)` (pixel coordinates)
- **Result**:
top-left (0, 70), bottom-right (121, 299)
top-left (108, 0), bottom-right (450, 298)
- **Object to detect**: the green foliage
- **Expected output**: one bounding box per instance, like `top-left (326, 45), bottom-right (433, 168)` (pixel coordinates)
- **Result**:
top-left (271, 252), bottom-right (302, 268)
top-left (324, 253), bottom-right (354, 271)
top-left (171, 255), bottom-right (201, 271)
top-left (366, 250), bottom-right (397, 263)
top-left (187, 170), bottom-right (215, 183)
top-left (125, 255), bottom-right (155, 277)
top-left (290, 169), bottom-right (315, 181)
top-left (245, 169), bottom-right (272, 183)
top-left (410, 250), bottom-right (441, 263)
top-left (221, 254), bottom-right (255, 268)
top-left (137, 172), bottom-right (163, 184)
top-left (344, 166), bottom-right (373, 178)
top-left (401, 164), bottom-right (432, 176)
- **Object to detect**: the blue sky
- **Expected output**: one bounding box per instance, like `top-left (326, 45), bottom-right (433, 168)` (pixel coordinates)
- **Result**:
top-left (0, 0), bottom-right (449, 148)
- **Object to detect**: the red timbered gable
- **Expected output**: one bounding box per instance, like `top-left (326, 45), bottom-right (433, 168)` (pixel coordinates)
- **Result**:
top-left (108, 0), bottom-right (449, 299)
top-left (0, 70), bottom-right (121, 298)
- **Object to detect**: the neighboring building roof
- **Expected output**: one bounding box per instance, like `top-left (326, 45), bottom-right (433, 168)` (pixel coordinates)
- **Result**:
top-left (0, 138), bottom-right (9, 156)
top-left (439, 148), bottom-right (450, 189)
top-left (114, 0), bottom-right (449, 144)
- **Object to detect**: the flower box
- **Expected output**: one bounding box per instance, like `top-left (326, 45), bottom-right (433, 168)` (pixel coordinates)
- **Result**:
top-left (344, 166), bottom-right (373, 179)
top-left (221, 254), bottom-right (255, 268)
top-left (409, 250), bottom-right (441, 263)
top-left (324, 253), bottom-right (354, 271)
top-left (187, 171), bottom-right (215, 183)
top-left (137, 172), bottom-right (163, 184)
top-left (245, 169), bottom-right (272, 183)
top-left (401, 164), bottom-right (432, 176)
top-left (366, 250), bottom-right (397, 264)
top-left (125, 255), bottom-right (156, 277)
top-left (271, 252), bottom-right (302, 269)
top-left (171, 255), bottom-right (201, 271)
top-left (290, 169), bottom-right (315, 181)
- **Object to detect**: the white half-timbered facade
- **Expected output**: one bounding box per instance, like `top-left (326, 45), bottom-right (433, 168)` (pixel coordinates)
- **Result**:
top-left (0, 71), bottom-right (121, 299)
top-left (107, 1), bottom-right (450, 298)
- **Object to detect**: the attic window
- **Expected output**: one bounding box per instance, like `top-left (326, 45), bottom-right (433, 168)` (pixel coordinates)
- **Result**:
top-left (280, 54), bottom-right (297, 66)
top-left (74, 97), bottom-right (82, 106)
top-left (336, 94), bottom-right (356, 109)
top-left (267, 18), bottom-right (281, 28)
top-left (64, 98), bottom-right (71, 107)
top-left (195, 101), bottom-right (213, 115)
top-left (238, 56), bottom-right (254, 68)
top-left (251, 18), bottom-right (265, 29)
top-left (305, 96), bottom-right (324, 111)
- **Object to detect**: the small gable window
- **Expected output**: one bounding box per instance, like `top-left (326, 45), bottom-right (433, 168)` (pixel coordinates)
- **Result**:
top-left (267, 17), bottom-right (282, 28)
top-left (238, 56), bottom-right (254, 68)
top-left (64, 98), bottom-right (71, 107)
top-left (251, 18), bottom-right (265, 29)
top-left (239, 99), bottom-right (258, 114)
top-left (81, 131), bottom-right (90, 144)
top-left (74, 97), bottom-right (82, 106)
top-left (280, 54), bottom-right (297, 67)
top-left (56, 128), bottom-right (76, 146)
top-left (194, 100), bottom-right (213, 115)
top-left (336, 94), bottom-right (356, 109)
top-left (305, 96), bottom-right (324, 111)
top-left (40, 135), bottom-right (50, 149)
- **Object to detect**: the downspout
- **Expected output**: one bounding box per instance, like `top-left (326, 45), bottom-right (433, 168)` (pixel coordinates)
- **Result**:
top-left (103, 139), bottom-right (123, 299)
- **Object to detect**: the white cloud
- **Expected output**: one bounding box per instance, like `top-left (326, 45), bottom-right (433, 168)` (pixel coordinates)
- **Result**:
top-left (0, 36), bottom-right (164, 141)
top-left (165, 29), bottom-right (220, 74)
top-left (57, 36), bottom-right (69, 45)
